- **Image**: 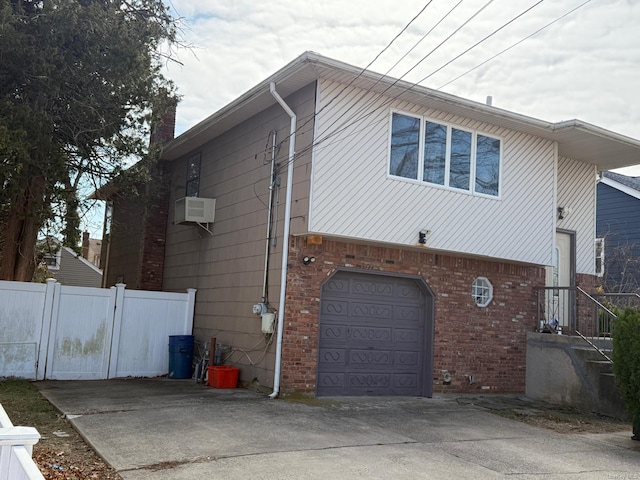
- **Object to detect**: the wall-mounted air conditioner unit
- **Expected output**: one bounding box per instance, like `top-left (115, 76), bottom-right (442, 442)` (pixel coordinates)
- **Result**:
top-left (174, 197), bottom-right (216, 225)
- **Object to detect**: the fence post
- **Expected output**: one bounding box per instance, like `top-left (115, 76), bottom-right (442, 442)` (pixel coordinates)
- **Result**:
top-left (0, 404), bottom-right (43, 479)
top-left (184, 289), bottom-right (197, 333)
top-left (107, 284), bottom-right (126, 379)
top-left (36, 278), bottom-right (57, 381)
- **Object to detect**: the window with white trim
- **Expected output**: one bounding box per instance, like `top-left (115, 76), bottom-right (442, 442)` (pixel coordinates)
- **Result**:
top-left (472, 277), bottom-right (493, 307)
top-left (595, 238), bottom-right (605, 277)
top-left (389, 112), bottom-right (502, 197)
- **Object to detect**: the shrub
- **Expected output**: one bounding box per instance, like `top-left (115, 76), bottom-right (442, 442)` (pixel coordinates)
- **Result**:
top-left (612, 308), bottom-right (640, 438)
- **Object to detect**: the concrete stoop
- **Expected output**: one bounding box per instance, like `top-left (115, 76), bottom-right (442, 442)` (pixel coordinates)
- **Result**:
top-left (526, 332), bottom-right (628, 419)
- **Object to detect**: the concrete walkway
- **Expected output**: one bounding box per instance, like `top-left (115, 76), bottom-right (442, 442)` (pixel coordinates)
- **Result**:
top-left (36, 379), bottom-right (639, 479)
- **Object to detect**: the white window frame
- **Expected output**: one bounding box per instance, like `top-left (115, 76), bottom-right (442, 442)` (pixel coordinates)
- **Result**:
top-left (388, 110), bottom-right (503, 198)
top-left (43, 249), bottom-right (61, 270)
top-left (595, 237), bottom-right (605, 277)
top-left (472, 277), bottom-right (493, 307)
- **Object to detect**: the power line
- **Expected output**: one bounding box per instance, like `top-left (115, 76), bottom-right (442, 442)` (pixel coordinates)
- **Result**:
top-left (437, 0), bottom-right (592, 90)
top-left (415, 0), bottom-right (545, 85)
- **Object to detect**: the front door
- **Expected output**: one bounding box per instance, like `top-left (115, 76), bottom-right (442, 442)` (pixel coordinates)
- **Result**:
top-left (545, 231), bottom-right (574, 328)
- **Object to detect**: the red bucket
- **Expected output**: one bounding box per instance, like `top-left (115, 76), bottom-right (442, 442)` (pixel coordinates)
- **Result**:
top-left (207, 366), bottom-right (239, 388)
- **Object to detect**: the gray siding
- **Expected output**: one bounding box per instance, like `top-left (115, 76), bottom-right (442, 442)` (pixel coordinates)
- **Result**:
top-left (163, 82), bottom-right (316, 387)
top-left (51, 248), bottom-right (102, 287)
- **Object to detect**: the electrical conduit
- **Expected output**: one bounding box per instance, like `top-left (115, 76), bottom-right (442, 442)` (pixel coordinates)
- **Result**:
top-left (269, 82), bottom-right (296, 399)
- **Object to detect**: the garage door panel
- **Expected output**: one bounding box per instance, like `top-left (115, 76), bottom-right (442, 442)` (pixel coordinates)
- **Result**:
top-left (352, 279), bottom-right (394, 298)
top-left (317, 372), bottom-right (345, 391)
top-left (395, 351), bottom-right (420, 366)
top-left (349, 326), bottom-right (392, 343)
top-left (396, 283), bottom-right (423, 301)
top-left (394, 374), bottom-right (419, 391)
top-left (323, 278), bottom-right (349, 294)
top-left (318, 348), bottom-right (346, 368)
top-left (348, 373), bottom-right (390, 392)
top-left (351, 302), bottom-right (393, 321)
top-left (394, 328), bottom-right (421, 345)
top-left (321, 300), bottom-right (349, 317)
top-left (395, 305), bottom-right (422, 322)
top-left (319, 324), bottom-right (348, 342)
top-left (350, 349), bottom-right (392, 367)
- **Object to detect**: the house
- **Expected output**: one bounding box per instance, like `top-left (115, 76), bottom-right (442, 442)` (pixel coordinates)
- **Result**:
top-left (596, 171), bottom-right (640, 293)
top-left (96, 107), bottom-right (176, 290)
top-left (101, 52), bottom-right (640, 397)
top-left (43, 242), bottom-right (102, 288)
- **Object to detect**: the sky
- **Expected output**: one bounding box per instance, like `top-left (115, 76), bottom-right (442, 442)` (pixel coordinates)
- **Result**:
top-left (82, 0), bottom-right (640, 235)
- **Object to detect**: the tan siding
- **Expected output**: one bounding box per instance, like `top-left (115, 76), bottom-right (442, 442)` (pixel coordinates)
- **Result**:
top-left (310, 79), bottom-right (556, 266)
top-left (557, 157), bottom-right (597, 274)
top-left (163, 82), bottom-right (316, 387)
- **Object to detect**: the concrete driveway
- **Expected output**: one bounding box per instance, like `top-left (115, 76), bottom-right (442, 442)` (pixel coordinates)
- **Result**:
top-left (36, 379), bottom-right (639, 479)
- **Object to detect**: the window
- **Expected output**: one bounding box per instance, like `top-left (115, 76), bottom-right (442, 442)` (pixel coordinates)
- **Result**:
top-left (595, 238), bottom-right (605, 277)
top-left (186, 152), bottom-right (201, 197)
top-left (390, 114), bottom-right (420, 180)
top-left (43, 250), bottom-right (61, 270)
top-left (389, 112), bottom-right (502, 197)
top-left (472, 277), bottom-right (493, 307)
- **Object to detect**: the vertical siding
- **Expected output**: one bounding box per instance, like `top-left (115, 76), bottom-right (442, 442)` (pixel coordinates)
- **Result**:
top-left (557, 157), bottom-right (597, 274)
top-left (310, 79), bottom-right (555, 266)
top-left (162, 82), bottom-right (316, 387)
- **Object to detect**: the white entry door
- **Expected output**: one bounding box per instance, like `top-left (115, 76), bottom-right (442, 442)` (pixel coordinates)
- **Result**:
top-left (545, 232), bottom-right (572, 327)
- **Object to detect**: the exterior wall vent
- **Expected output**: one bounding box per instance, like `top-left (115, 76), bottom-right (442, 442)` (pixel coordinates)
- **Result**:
top-left (174, 197), bottom-right (216, 225)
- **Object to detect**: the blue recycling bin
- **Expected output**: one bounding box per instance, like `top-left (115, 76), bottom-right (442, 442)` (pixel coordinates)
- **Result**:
top-left (168, 335), bottom-right (194, 379)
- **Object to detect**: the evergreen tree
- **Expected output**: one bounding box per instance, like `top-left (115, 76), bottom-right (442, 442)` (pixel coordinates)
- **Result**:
top-left (0, 0), bottom-right (179, 280)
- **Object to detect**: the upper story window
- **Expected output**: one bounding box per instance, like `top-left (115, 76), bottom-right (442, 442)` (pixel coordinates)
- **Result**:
top-left (186, 152), bottom-right (201, 197)
top-left (389, 112), bottom-right (502, 197)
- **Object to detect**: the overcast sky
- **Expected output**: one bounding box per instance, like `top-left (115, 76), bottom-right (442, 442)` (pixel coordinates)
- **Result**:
top-left (163, 0), bottom-right (640, 174)
top-left (80, 0), bottom-right (640, 236)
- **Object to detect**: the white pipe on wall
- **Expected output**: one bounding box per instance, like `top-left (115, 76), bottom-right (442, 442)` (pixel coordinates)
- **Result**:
top-left (269, 82), bottom-right (296, 399)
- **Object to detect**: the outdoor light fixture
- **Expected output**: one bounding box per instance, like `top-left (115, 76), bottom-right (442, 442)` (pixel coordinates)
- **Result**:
top-left (557, 207), bottom-right (571, 220)
top-left (302, 256), bottom-right (316, 265)
top-left (418, 230), bottom-right (430, 245)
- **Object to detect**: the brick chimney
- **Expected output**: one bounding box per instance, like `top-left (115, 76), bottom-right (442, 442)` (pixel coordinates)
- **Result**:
top-left (82, 231), bottom-right (90, 259)
top-left (150, 105), bottom-right (176, 146)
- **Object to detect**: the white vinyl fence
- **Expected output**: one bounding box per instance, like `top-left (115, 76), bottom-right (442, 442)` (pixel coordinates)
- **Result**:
top-left (0, 279), bottom-right (196, 380)
top-left (0, 403), bottom-right (44, 480)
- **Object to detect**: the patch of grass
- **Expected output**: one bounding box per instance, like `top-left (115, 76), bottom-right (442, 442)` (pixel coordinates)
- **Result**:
top-left (0, 379), bottom-right (62, 431)
top-left (0, 379), bottom-right (121, 479)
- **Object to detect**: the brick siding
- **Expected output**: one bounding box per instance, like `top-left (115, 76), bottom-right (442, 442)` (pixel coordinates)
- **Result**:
top-left (281, 236), bottom-right (549, 395)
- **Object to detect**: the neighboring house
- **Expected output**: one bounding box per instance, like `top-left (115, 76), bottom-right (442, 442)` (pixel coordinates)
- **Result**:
top-left (100, 52), bottom-right (640, 397)
top-left (596, 171), bottom-right (640, 292)
top-left (81, 231), bottom-right (102, 268)
top-left (44, 245), bottom-right (102, 288)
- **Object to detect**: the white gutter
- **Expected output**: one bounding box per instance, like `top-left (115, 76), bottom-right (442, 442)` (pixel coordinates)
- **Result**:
top-left (269, 82), bottom-right (296, 399)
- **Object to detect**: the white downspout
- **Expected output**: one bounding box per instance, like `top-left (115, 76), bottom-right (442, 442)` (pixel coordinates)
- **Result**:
top-left (269, 82), bottom-right (296, 399)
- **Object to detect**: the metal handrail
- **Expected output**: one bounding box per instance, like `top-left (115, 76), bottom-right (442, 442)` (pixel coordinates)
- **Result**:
top-left (577, 286), bottom-right (618, 318)
top-left (576, 287), bottom-right (617, 363)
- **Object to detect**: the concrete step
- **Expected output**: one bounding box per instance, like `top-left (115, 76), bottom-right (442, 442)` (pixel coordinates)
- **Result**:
top-left (587, 359), bottom-right (613, 374)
